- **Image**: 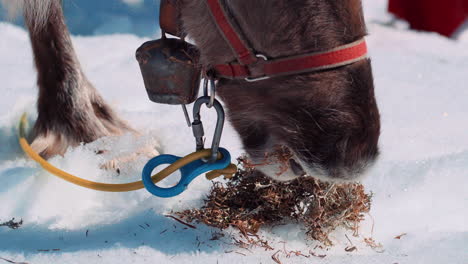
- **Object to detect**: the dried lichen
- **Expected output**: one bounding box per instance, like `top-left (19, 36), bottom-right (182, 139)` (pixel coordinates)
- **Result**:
top-left (178, 156), bottom-right (372, 246)
top-left (0, 218), bottom-right (23, 230)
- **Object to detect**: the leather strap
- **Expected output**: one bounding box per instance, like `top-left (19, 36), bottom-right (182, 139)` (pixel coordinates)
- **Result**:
top-left (205, 0), bottom-right (368, 80)
top-left (205, 0), bottom-right (257, 65)
top-left (160, 0), bottom-right (185, 38)
top-left (214, 39), bottom-right (368, 79)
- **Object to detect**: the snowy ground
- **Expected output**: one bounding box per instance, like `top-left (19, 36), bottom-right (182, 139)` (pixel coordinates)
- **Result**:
top-left (0, 0), bottom-right (467, 263)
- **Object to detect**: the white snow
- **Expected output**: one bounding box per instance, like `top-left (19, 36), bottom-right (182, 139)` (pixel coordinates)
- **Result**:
top-left (121, 0), bottom-right (144, 7)
top-left (0, 1), bottom-right (467, 263)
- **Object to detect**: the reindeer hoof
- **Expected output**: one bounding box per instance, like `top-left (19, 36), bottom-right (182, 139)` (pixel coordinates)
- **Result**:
top-left (30, 133), bottom-right (69, 159)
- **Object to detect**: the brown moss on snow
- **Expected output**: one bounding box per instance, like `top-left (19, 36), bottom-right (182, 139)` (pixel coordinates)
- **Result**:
top-left (177, 157), bottom-right (372, 246)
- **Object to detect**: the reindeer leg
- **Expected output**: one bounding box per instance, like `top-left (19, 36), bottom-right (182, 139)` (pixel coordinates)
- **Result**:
top-left (15, 0), bottom-right (137, 159)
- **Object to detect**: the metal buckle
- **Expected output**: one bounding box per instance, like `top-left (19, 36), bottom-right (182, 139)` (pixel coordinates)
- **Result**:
top-left (245, 54), bottom-right (270, 82)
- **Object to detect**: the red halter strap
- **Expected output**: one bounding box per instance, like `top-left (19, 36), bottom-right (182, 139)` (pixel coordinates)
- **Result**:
top-left (205, 0), bottom-right (368, 81)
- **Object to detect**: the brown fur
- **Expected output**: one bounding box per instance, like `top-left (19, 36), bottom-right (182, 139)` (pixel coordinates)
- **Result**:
top-left (180, 0), bottom-right (380, 181)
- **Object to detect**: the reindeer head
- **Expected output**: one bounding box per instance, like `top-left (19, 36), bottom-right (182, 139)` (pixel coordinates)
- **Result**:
top-left (181, 0), bottom-right (380, 181)
top-left (217, 60), bottom-right (380, 182)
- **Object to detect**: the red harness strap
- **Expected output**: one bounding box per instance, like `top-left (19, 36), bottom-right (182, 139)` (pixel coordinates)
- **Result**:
top-left (205, 0), bottom-right (368, 81)
top-left (206, 0), bottom-right (256, 65)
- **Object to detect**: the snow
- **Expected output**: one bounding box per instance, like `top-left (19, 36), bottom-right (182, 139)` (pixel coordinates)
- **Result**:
top-left (1, 1), bottom-right (468, 263)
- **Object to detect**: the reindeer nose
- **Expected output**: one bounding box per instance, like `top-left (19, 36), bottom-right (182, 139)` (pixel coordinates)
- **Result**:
top-left (289, 158), bottom-right (305, 176)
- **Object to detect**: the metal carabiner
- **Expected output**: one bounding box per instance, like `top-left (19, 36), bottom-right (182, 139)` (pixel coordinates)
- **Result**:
top-left (191, 96), bottom-right (225, 163)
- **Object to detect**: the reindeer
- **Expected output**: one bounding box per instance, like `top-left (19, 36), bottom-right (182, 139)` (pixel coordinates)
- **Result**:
top-left (2, 0), bottom-right (380, 182)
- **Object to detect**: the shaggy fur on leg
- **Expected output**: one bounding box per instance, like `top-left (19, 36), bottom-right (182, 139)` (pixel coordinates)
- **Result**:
top-left (4, 0), bottom-right (135, 159)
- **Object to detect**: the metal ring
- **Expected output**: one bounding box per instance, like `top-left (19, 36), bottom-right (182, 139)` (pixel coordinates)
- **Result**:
top-left (203, 78), bottom-right (216, 108)
top-left (203, 78), bottom-right (208, 96)
top-left (209, 79), bottom-right (216, 108)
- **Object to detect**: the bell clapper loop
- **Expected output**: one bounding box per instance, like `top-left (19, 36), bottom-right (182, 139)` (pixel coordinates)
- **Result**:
top-left (203, 78), bottom-right (216, 108)
top-left (181, 104), bottom-right (192, 127)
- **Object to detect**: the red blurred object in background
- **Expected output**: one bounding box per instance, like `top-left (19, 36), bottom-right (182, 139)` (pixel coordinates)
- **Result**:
top-left (388, 0), bottom-right (468, 37)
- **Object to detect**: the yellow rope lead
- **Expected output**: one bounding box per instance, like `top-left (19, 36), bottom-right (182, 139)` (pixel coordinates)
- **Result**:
top-left (18, 113), bottom-right (236, 192)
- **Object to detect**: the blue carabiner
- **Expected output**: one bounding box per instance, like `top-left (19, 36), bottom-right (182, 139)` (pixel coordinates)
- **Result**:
top-left (141, 148), bottom-right (231, 198)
